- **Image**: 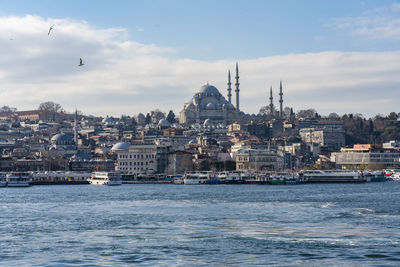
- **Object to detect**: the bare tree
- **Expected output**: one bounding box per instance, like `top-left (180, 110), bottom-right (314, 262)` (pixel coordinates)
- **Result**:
top-left (38, 101), bottom-right (64, 121)
top-left (0, 106), bottom-right (17, 113)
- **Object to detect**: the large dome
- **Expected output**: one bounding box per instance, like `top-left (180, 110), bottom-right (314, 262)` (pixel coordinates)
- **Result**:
top-left (196, 84), bottom-right (220, 95)
top-left (111, 142), bottom-right (131, 151)
top-left (50, 133), bottom-right (75, 146)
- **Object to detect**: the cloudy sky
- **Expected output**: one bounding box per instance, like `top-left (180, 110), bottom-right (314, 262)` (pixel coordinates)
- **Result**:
top-left (0, 0), bottom-right (399, 118)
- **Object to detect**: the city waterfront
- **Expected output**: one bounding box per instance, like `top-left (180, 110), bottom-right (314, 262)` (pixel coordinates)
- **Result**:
top-left (1, 183), bottom-right (400, 266)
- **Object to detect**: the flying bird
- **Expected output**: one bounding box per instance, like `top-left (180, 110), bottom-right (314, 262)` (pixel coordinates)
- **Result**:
top-left (78, 58), bottom-right (84, 66)
top-left (48, 25), bottom-right (54, 35)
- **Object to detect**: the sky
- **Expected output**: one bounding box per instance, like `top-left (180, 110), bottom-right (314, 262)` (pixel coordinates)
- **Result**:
top-left (0, 0), bottom-right (399, 118)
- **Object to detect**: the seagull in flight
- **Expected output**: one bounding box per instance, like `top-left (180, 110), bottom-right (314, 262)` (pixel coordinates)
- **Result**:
top-left (78, 58), bottom-right (84, 66)
top-left (48, 25), bottom-right (54, 35)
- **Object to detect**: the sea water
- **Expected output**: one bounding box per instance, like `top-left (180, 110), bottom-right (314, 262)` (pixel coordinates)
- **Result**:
top-left (1, 182), bottom-right (400, 266)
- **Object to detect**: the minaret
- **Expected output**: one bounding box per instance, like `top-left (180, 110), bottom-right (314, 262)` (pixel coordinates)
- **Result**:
top-left (235, 62), bottom-right (240, 111)
top-left (269, 86), bottom-right (274, 115)
top-left (279, 80), bottom-right (283, 118)
top-left (227, 70), bottom-right (232, 103)
top-left (74, 109), bottom-right (78, 146)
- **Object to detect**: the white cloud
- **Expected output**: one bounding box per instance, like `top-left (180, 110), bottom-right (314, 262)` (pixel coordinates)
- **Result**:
top-left (0, 15), bottom-right (399, 118)
top-left (328, 3), bottom-right (400, 40)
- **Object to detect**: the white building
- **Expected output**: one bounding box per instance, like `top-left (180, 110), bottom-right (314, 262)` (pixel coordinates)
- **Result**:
top-left (236, 148), bottom-right (281, 172)
top-left (114, 142), bottom-right (157, 175)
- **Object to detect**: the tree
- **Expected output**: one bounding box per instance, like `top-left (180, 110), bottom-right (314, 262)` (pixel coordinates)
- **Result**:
top-left (150, 109), bottom-right (165, 123)
top-left (145, 113), bottom-right (151, 124)
top-left (224, 160), bottom-right (236, 171)
top-left (131, 117), bottom-right (137, 127)
top-left (328, 112), bottom-right (340, 120)
top-left (166, 110), bottom-right (176, 124)
top-left (198, 159), bottom-right (211, 171)
top-left (283, 107), bottom-right (292, 117)
top-left (41, 150), bottom-right (67, 171)
top-left (0, 106), bottom-right (17, 113)
top-left (296, 109), bottom-right (317, 119)
top-left (387, 112), bottom-right (398, 121)
top-left (38, 101), bottom-right (64, 121)
top-left (259, 105), bottom-right (276, 116)
top-left (38, 101), bottom-right (63, 113)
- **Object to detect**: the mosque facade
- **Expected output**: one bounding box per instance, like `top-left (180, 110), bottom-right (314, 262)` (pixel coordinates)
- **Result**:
top-left (179, 63), bottom-right (241, 125)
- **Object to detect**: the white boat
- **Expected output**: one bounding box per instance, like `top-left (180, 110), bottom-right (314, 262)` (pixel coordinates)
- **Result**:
top-left (390, 172), bottom-right (400, 181)
top-left (6, 172), bottom-right (31, 187)
top-left (217, 171), bottom-right (242, 184)
top-left (89, 172), bottom-right (122, 186)
top-left (183, 172), bottom-right (200, 185)
top-left (299, 170), bottom-right (363, 183)
top-left (171, 175), bottom-right (184, 184)
top-left (0, 173), bottom-right (7, 187)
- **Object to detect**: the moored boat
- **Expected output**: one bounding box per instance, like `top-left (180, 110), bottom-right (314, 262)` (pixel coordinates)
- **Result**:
top-left (299, 170), bottom-right (364, 183)
top-left (6, 172), bottom-right (31, 187)
top-left (89, 172), bottom-right (122, 185)
top-left (183, 172), bottom-right (200, 185)
top-left (0, 173), bottom-right (7, 187)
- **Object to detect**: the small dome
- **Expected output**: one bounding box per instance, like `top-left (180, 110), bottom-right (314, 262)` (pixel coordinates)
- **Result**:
top-left (215, 103), bottom-right (222, 109)
top-left (227, 103), bottom-right (235, 110)
top-left (206, 103), bottom-right (215, 110)
top-left (196, 84), bottom-right (220, 95)
top-left (111, 142), bottom-right (131, 151)
top-left (51, 133), bottom-right (73, 143)
top-left (137, 113), bottom-right (145, 119)
top-left (158, 119), bottom-right (171, 127)
top-left (203, 119), bottom-right (213, 127)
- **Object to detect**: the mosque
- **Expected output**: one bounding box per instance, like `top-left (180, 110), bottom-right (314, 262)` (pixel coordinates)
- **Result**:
top-left (179, 62), bottom-right (285, 125)
top-left (179, 63), bottom-right (241, 125)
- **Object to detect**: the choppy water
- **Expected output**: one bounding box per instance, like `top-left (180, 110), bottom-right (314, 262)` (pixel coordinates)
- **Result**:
top-left (1, 183), bottom-right (400, 266)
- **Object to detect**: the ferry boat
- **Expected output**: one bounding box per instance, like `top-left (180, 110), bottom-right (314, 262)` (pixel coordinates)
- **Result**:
top-left (0, 173), bottom-right (7, 187)
top-left (183, 172), bottom-right (200, 185)
top-left (170, 175), bottom-right (184, 184)
top-left (299, 170), bottom-right (363, 183)
top-left (89, 172), bottom-right (122, 186)
top-left (6, 172), bottom-right (31, 187)
top-left (217, 171), bottom-right (243, 184)
top-left (31, 171), bottom-right (91, 185)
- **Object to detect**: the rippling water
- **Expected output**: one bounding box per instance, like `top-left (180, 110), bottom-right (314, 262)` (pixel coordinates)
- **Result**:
top-left (1, 182), bottom-right (400, 266)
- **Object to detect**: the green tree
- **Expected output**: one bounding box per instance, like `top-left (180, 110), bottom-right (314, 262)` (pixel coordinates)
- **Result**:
top-left (145, 113), bottom-right (151, 124)
top-left (224, 160), bottom-right (236, 171)
top-left (166, 110), bottom-right (176, 124)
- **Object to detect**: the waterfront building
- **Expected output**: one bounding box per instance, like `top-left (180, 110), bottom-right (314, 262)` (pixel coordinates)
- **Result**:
top-left (331, 144), bottom-right (400, 169)
top-left (300, 127), bottom-right (345, 152)
top-left (166, 150), bottom-right (194, 175)
top-left (115, 142), bottom-right (157, 176)
top-left (155, 139), bottom-right (172, 174)
top-left (235, 148), bottom-right (281, 171)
